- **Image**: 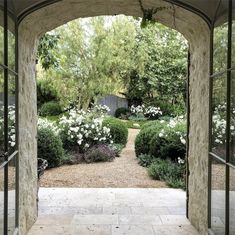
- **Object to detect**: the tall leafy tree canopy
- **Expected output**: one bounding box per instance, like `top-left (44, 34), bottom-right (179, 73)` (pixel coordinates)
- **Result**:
top-left (37, 16), bottom-right (188, 110)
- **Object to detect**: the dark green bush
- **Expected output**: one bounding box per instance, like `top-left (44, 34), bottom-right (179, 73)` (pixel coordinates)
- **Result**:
top-left (38, 128), bottom-right (65, 168)
top-left (115, 107), bottom-right (130, 119)
top-left (148, 158), bottom-right (185, 189)
top-left (149, 123), bottom-right (186, 161)
top-left (40, 101), bottom-right (62, 117)
top-left (135, 121), bottom-right (165, 157)
top-left (84, 144), bottom-right (116, 163)
top-left (37, 79), bottom-right (58, 108)
top-left (103, 117), bottom-right (128, 146)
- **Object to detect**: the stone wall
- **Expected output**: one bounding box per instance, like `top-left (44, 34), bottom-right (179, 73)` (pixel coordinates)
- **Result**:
top-left (18, 1), bottom-right (210, 234)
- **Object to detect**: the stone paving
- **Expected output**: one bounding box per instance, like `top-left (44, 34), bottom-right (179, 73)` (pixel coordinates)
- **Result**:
top-left (28, 188), bottom-right (199, 235)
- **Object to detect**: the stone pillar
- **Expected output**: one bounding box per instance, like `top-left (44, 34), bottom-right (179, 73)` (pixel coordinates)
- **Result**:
top-left (18, 25), bottom-right (38, 235)
top-left (187, 25), bottom-right (210, 235)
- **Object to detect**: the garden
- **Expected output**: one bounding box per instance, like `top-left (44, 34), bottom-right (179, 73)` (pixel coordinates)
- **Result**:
top-left (2, 15), bottom-right (192, 189)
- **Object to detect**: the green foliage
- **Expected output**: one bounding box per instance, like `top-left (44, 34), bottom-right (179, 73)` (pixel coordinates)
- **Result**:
top-left (37, 78), bottom-right (58, 107)
top-left (148, 158), bottom-right (185, 189)
top-left (135, 121), bottom-right (165, 157)
top-left (109, 143), bottom-right (124, 157)
top-left (141, 120), bottom-right (163, 130)
top-left (145, 99), bottom-right (185, 117)
top-left (40, 101), bottom-right (62, 117)
top-left (84, 144), bottom-right (116, 163)
top-left (124, 22), bottom-right (187, 109)
top-left (37, 128), bottom-right (65, 168)
top-left (37, 33), bottom-right (60, 70)
top-left (115, 107), bottom-right (130, 119)
top-left (128, 114), bottom-right (147, 121)
top-left (37, 16), bottom-right (146, 110)
top-left (137, 154), bottom-right (155, 167)
top-left (149, 123), bottom-right (186, 161)
top-left (103, 117), bottom-right (128, 146)
top-left (36, 16), bottom-right (187, 112)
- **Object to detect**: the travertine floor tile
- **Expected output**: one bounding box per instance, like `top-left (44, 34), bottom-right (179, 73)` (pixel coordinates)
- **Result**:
top-left (71, 225), bottom-right (111, 235)
top-left (72, 214), bottom-right (118, 225)
top-left (153, 225), bottom-right (199, 235)
top-left (119, 215), bottom-right (162, 225)
top-left (112, 225), bottom-right (155, 235)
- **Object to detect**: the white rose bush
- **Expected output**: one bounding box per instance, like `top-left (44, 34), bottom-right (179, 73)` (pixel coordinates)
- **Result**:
top-left (58, 108), bottom-right (112, 152)
top-left (130, 104), bottom-right (162, 120)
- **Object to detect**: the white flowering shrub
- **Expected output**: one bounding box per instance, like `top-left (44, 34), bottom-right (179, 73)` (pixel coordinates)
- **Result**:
top-left (38, 117), bottom-right (59, 135)
top-left (58, 109), bottom-right (112, 151)
top-left (212, 104), bottom-right (235, 145)
top-left (135, 116), bottom-right (186, 161)
top-left (130, 104), bottom-right (162, 120)
top-left (0, 105), bottom-right (16, 151)
top-left (212, 104), bottom-right (235, 160)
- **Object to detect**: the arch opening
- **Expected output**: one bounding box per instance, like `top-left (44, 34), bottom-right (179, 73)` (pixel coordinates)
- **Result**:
top-left (17, 1), bottom-right (210, 234)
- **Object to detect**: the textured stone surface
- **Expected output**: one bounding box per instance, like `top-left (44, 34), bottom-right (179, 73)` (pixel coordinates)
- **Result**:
top-left (28, 188), bottom-right (199, 235)
top-left (18, 25), bottom-right (38, 235)
top-left (18, 1), bottom-right (210, 234)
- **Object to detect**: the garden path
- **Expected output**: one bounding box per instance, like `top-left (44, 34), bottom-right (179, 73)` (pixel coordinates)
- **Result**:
top-left (40, 129), bottom-right (167, 188)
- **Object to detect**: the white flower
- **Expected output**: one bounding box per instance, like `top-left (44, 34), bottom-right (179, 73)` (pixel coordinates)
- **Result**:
top-left (178, 157), bottom-right (185, 164)
top-left (180, 136), bottom-right (186, 145)
top-left (159, 132), bottom-right (164, 138)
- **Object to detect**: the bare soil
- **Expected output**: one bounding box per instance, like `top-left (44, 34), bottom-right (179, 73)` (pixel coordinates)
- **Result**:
top-left (40, 129), bottom-right (167, 188)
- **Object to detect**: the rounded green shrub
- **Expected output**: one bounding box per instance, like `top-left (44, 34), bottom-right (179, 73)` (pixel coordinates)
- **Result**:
top-left (38, 128), bottom-right (64, 168)
top-left (135, 121), bottom-right (165, 157)
top-left (115, 107), bottom-right (130, 119)
top-left (40, 101), bottom-right (62, 117)
top-left (84, 144), bottom-right (116, 163)
top-left (103, 117), bottom-right (128, 146)
top-left (149, 123), bottom-right (186, 161)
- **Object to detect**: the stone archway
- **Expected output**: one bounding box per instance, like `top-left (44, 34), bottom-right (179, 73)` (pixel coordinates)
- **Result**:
top-left (18, 1), bottom-right (210, 234)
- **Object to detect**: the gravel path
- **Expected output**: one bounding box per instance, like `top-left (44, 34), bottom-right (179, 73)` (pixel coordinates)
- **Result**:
top-left (40, 129), bottom-right (167, 188)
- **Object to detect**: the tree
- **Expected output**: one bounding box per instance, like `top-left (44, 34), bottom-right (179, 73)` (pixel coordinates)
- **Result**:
top-left (124, 22), bottom-right (188, 107)
top-left (37, 16), bottom-right (146, 109)
top-left (37, 16), bottom-right (188, 111)
top-left (37, 33), bottom-right (60, 70)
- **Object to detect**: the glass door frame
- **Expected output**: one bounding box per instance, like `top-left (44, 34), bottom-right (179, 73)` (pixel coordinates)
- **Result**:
top-left (208, 0), bottom-right (234, 234)
top-left (0, 0), bottom-right (19, 234)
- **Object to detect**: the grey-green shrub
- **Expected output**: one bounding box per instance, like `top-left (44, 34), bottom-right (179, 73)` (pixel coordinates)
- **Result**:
top-left (137, 154), bottom-right (155, 167)
top-left (38, 128), bottom-right (64, 168)
top-left (148, 158), bottom-right (185, 189)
